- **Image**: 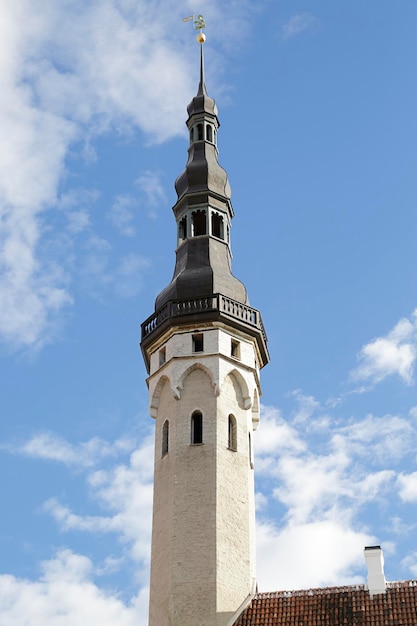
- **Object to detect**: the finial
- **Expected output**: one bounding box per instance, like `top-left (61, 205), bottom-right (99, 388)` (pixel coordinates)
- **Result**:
top-left (183, 14), bottom-right (207, 96)
top-left (183, 14), bottom-right (206, 43)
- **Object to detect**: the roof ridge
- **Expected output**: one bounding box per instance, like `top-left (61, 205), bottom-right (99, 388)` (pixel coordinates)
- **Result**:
top-left (255, 579), bottom-right (417, 599)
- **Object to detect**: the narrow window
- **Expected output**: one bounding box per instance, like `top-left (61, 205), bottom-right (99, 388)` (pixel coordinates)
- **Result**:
top-left (192, 333), bottom-right (204, 352)
top-left (249, 432), bottom-right (254, 469)
top-left (228, 414), bottom-right (237, 451)
top-left (191, 411), bottom-right (203, 444)
top-left (211, 212), bottom-right (224, 239)
top-left (197, 123), bottom-right (203, 141)
top-left (159, 347), bottom-right (166, 367)
top-left (192, 209), bottom-right (207, 236)
top-left (178, 216), bottom-right (187, 241)
top-left (231, 339), bottom-right (240, 359)
top-left (162, 420), bottom-right (169, 456)
top-left (189, 128), bottom-right (194, 144)
top-left (206, 125), bottom-right (213, 142)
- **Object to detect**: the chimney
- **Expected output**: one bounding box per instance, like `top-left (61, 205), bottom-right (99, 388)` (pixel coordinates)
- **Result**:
top-left (364, 546), bottom-right (386, 596)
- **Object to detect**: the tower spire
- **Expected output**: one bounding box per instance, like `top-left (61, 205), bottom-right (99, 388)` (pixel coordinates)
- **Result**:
top-left (142, 25), bottom-right (269, 626)
top-left (142, 21), bottom-right (268, 368)
top-left (198, 41), bottom-right (207, 96)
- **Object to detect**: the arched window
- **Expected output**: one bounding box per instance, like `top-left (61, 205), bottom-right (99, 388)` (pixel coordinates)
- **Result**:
top-left (211, 212), bottom-right (224, 239)
top-left (228, 414), bottom-right (237, 451)
top-left (197, 123), bottom-right (203, 141)
top-left (178, 216), bottom-right (187, 241)
top-left (206, 125), bottom-right (213, 142)
top-left (191, 411), bottom-right (203, 444)
top-left (191, 209), bottom-right (207, 236)
top-left (162, 420), bottom-right (169, 456)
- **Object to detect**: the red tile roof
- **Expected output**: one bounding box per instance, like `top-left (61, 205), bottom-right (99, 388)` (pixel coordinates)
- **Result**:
top-left (234, 581), bottom-right (417, 625)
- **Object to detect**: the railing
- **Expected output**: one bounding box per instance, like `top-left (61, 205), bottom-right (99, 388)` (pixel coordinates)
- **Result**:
top-left (141, 294), bottom-right (266, 342)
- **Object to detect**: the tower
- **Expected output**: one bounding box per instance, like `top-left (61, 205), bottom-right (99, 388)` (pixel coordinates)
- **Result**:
top-left (141, 34), bottom-right (269, 626)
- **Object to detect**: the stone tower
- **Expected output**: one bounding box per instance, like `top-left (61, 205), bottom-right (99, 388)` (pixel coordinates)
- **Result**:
top-left (141, 39), bottom-right (269, 626)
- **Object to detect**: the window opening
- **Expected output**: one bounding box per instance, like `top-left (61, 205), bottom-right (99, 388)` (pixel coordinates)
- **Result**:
top-left (189, 128), bottom-right (194, 144)
top-left (178, 216), bottom-right (187, 241)
top-left (228, 414), bottom-right (237, 451)
top-left (249, 432), bottom-right (254, 469)
top-left (206, 125), bottom-right (213, 142)
top-left (162, 420), bottom-right (169, 456)
top-left (197, 123), bottom-right (203, 141)
top-left (192, 210), bottom-right (207, 236)
top-left (231, 339), bottom-right (240, 359)
top-left (211, 212), bottom-right (224, 239)
top-left (159, 347), bottom-right (166, 367)
top-left (192, 333), bottom-right (204, 353)
top-left (191, 411), bottom-right (203, 444)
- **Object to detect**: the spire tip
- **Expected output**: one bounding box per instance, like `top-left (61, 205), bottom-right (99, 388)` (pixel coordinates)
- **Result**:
top-left (183, 14), bottom-right (206, 44)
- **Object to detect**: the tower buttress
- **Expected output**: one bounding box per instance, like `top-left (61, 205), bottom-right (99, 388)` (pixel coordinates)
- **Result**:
top-left (141, 33), bottom-right (269, 626)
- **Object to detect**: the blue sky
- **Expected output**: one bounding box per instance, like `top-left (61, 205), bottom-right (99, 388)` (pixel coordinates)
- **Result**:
top-left (1, 0), bottom-right (417, 623)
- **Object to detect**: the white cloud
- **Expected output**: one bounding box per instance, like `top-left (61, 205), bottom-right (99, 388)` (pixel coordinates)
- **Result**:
top-left (351, 311), bottom-right (417, 386)
top-left (79, 236), bottom-right (150, 299)
top-left (86, 442), bottom-right (154, 564)
top-left (109, 195), bottom-right (137, 237)
top-left (43, 499), bottom-right (117, 533)
top-left (0, 421), bottom-right (157, 626)
top-left (271, 448), bottom-right (352, 524)
top-left (402, 552), bottom-right (417, 578)
top-left (397, 471), bottom-right (417, 503)
top-left (257, 519), bottom-right (372, 591)
top-left (57, 188), bottom-right (99, 234)
top-left (256, 405), bottom-right (403, 527)
top-left (256, 405), bottom-right (305, 458)
top-left (113, 254), bottom-right (151, 298)
top-left (335, 414), bottom-right (414, 465)
top-left (13, 432), bottom-right (135, 468)
top-left (31, 433), bottom-right (155, 569)
top-left (135, 170), bottom-right (166, 219)
top-left (389, 516), bottom-right (416, 536)
top-left (289, 389), bottom-right (320, 424)
top-left (253, 400), bottom-right (417, 590)
top-left (282, 13), bottom-right (318, 40)
top-left (409, 406), bottom-right (417, 419)
top-left (0, 549), bottom-right (148, 626)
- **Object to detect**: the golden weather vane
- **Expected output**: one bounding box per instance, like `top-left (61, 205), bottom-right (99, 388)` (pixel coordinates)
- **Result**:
top-left (183, 14), bottom-right (206, 43)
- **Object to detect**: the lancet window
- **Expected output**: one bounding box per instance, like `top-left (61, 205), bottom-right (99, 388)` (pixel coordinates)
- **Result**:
top-left (191, 411), bottom-right (203, 444)
top-left (162, 420), bottom-right (169, 456)
top-left (228, 414), bottom-right (237, 451)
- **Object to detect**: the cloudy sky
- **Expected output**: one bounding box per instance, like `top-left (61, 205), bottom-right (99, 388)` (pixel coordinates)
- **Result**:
top-left (1, 0), bottom-right (417, 623)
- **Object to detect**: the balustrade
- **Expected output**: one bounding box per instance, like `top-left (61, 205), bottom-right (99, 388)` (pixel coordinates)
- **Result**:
top-left (141, 293), bottom-right (266, 341)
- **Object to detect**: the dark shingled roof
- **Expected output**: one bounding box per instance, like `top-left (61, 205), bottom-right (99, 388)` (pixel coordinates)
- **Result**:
top-left (234, 581), bottom-right (417, 625)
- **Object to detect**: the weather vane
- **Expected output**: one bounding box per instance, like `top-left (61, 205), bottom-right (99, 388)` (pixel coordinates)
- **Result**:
top-left (183, 14), bottom-right (206, 43)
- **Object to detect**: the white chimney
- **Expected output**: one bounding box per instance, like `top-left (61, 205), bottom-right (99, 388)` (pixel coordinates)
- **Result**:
top-left (364, 545), bottom-right (386, 596)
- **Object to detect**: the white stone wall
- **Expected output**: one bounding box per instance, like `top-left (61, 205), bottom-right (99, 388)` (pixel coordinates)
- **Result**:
top-left (148, 324), bottom-right (261, 626)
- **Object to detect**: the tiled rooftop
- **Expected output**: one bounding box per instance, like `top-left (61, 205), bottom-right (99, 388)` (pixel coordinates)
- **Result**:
top-left (234, 581), bottom-right (417, 625)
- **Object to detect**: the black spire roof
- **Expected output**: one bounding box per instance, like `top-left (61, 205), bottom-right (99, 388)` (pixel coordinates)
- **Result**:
top-left (155, 43), bottom-right (245, 309)
top-left (141, 42), bottom-right (269, 372)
